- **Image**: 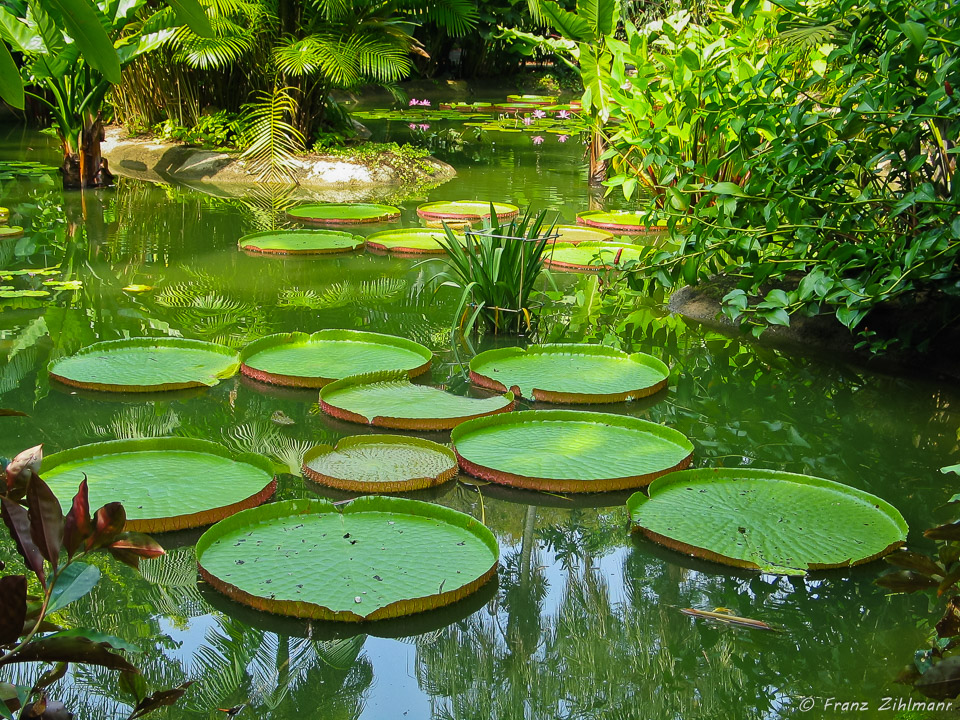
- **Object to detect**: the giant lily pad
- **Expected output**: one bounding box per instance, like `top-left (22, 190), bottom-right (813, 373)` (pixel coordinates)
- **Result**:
top-left (577, 210), bottom-right (667, 234)
top-left (628, 468), bottom-right (908, 575)
top-left (0, 226), bottom-right (24, 239)
top-left (320, 371), bottom-right (515, 430)
top-left (551, 224), bottom-right (614, 244)
top-left (287, 203), bottom-right (401, 224)
top-left (41, 438), bottom-right (275, 532)
top-left (365, 228), bottom-right (462, 255)
top-left (49, 338), bottom-right (240, 392)
top-left (195, 496), bottom-right (499, 621)
top-left (239, 229), bottom-right (363, 255)
top-left (469, 344), bottom-right (669, 403)
top-left (416, 201), bottom-right (519, 221)
top-left (452, 410), bottom-right (693, 493)
top-left (302, 435), bottom-right (457, 492)
top-left (506, 94), bottom-right (558, 105)
top-left (240, 330), bottom-right (432, 388)
top-left (544, 242), bottom-right (644, 271)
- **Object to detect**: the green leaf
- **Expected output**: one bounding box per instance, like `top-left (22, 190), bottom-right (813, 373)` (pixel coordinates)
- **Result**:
top-left (0, 42), bottom-right (23, 109)
top-left (899, 21), bottom-right (927, 51)
top-left (40, 627), bottom-right (140, 653)
top-left (43, 0), bottom-right (122, 84)
top-left (942, 464), bottom-right (960, 476)
top-left (539, 0), bottom-right (593, 42)
top-left (163, 0), bottom-right (212, 37)
top-left (711, 182), bottom-right (746, 197)
top-left (836, 306), bottom-right (866, 329)
top-left (578, 0), bottom-right (617, 37)
top-left (47, 562), bottom-right (100, 612)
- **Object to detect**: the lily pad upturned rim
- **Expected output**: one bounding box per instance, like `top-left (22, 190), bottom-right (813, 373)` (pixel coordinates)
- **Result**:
top-left (576, 210), bottom-right (667, 234)
top-left (550, 224), bottom-right (615, 244)
top-left (238, 229), bottom-right (364, 255)
top-left (320, 370), bottom-right (516, 431)
top-left (416, 201), bottom-right (520, 221)
top-left (195, 496), bottom-right (499, 622)
top-left (41, 437), bottom-right (276, 532)
top-left (239, 330), bottom-right (433, 388)
top-left (0, 226), bottom-right (24, 238)
top-left (451, 409), bottom-right (694, 493)
top-left (287, 203), bottom-right (402, 225)
top-left (544, 242), bottom-right (643, 272)
top-left (48, 337), bottom-right (240, 392)
top-left (364, 228), bottom-right (461, 256)
top-left (468, 344), bottom-right (670, 403)
top-left (302, 435), bottom-right (458, 492)
top-left (627, 468), bottom-right (909, 575)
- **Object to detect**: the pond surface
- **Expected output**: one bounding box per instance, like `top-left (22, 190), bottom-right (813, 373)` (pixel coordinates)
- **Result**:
top-left (1, 110), bottom-right (959, 720)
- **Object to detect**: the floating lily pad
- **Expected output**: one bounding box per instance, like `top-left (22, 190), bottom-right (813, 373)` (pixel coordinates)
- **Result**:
top-left (365, 228), bottom-right (463, 255)
top-left (41, 438), bottom-right (276, 532)
top-left (469, 344), bottom-right (669, 403)
top-left (302, 435), bottom-right (457, 492)
top-left (544, 242), bottom-right (644, 271)
top-left (452, 410), bottom-right (693, 492)
top-left (49, 338), bottom-right (240, 392)
top-left (0, 226), bottom-right (24, 239)
top-left (196, 497), bottom-right (499, 621)
top-left (320, 371), bottom-right (515, 430)
top-left (577, 210), bottom-right (667, 234)
top-left (240, 330), bottom-right (432, 388)
top-left (0, 207), bottom-right (8, 221)
top-left (628, 468), bottom-right (909, 575)
top-left (287, 203), bottom-right (401, 224)
top-left (506, 94), bottom-right (558, 105)
top-left (239, 229), bottom-right (364, 255)
top-left (416, 201), bottom-right (519, 221)
top-left (551, 224), bottom-right (614, 244)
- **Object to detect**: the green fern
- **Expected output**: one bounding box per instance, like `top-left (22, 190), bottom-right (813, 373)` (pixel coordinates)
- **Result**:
top-left (239, 86), bottom-right (305, 184)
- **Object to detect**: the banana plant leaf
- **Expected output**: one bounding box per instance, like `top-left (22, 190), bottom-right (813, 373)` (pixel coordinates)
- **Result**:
top-left (195, 496), bottom-right (499, 621)
top-left (238, 229), bottom-right (363, 255)
top-left (42, 438), bottom-right (276, 532)
top-left (416, 201), bottom-right (520, 221)
top-left (576, 210), bottom-right (668, 234)
top-left (628, 468), bottom-right (909, 575)
top-left (302, 435), bottom-right (457, 492)
top-left (365, 228), bottom-right (464, 255)
top-left (451, 409), bottom-right (693, 492)
top-left (287, 203), bottom-right (401, 224)
top-left (239, 330), bottom-right (432, 388)
top-left (319, 371), bottom-right (515, 430)
top-left (469, 344), bottom-right (669, 403)
top-left (48, 338), bottom-right (240, 392)
top-left (544, 242), bottom-right (645, 271)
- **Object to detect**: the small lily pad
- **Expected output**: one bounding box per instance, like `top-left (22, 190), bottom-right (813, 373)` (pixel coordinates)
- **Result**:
top-left (577, 210), bottom-right (667, 234)
top-left (506, 94), bottom-right (558, 105)
top-left (0, 226), bottom-right (24, 239)
top-left (0, 207), bottom-right (8, 222)
top-left (287, 203), bottom-right (401, 224)
top-left (416, 201), bottom-right (519, 221)
top-left (628, 468), bottom-right (909, 575)
top-left (302, 435), bottom-right (457, 492)
top-left (320, 371), bottom-right (515, 430)
top-left (239, 229), bottom-right (364, 255)
top-left (196, 497), bottom-right (499, 621)
top-left (365, 228), bottom-right (463, 255)
top-left (544, 242), bottom-right (644, 271)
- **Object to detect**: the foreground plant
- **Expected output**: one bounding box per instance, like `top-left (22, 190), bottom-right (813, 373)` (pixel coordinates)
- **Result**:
top-left (0, 446), bottom-right (190, 719)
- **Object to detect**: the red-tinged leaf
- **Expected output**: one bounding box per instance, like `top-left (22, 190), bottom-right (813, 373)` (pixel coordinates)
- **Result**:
top-left (5, 445), bottom-right (42, 491)
top-left (0, 498), bottom-right (46, 584)
top-left (0, 636), bottom-right (138, 672)
top-left (0, 576), bottom-right (27, 644)
top-left (63, 478), bottom-right (92, 558)
top-left (90, 503), bottom-right (126, 550)
top-left (884, 550), bottom-right (944, 577)
top-left (926, 522), bottom-right (960, 541)
top-left (939, 566), bottom-right (960, 596)
top-left (876, 570), bottom-right (940, 593)
top-left (27, 476), bottom-right (64, 568)
top-left (0, 409), bottom-right (27, 417)
top-left (107, 546), bottom-right (142, 570)
top-left (109, 532), bottom-right (165, 560)
top-left (127, 681), bottom-right (194, 719)
top-left (937, 597), bottom-right (960, 639)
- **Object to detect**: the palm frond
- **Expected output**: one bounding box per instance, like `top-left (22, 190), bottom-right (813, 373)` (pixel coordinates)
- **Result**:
top-left (239, 86), bottom-right (305, 184)
top-left (273, 34), bottom-right (361, 85)
top-left (87, 406), bottom-right (181, 440)
top-left (278, 278), bottom-right (406, 310)
top-left (395, 0), bottom-right (479, 36)
top-left (171, 17), bottom-right (255, 69)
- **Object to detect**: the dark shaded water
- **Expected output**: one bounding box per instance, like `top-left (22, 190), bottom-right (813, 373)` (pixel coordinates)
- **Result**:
top-left (1, 114), bottom-right (958, 720)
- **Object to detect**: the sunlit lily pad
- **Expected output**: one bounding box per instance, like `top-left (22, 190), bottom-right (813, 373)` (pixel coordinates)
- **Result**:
top-left (506, 94), bottom-right (558, 105)
top-left (320, 371), bottom-right (515, 430)
top-left (240, 330), bottom-right (432, 388)
top-left (365, 228), bottom-right (463, 255)
top-left (196, 496), bottom-right (499, 621)
top-left (0, 289), bottom-right (49, 298)
top-left (628, 468), bottom-right (909, 575)
top-left (416, 201), bottom-right (519, 221)
top-left (302, 435), bottom-right (457, 492)
top-left (0, 207), bottom-right (8, 222)
top-left (49, 337), bottom-right (240, 392)
top-left (469, 344), bottom-right (669, 403)
top-left (577, 210), bottom-right (667, 234)
top-left (544, 242), bottom-right (644, 271)
top-left (551, 224), bottom-right (614, 244)
top-left (452, 410), bottom-right (693, 492)
top-left (0, 226), bottom-right (24, 238)
top-left (42, 438), bottom-right (276, 532)
top-left (287, 203), bottom-right (401, 224)
top-left (239, 229), bottom-right (364, 255)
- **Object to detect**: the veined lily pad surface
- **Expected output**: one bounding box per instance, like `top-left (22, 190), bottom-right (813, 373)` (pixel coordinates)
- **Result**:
top-left (452, 410), bottom-right (693, 492)
top-left (41, 438), bottom-right (276, 532)
top-left (0, 226), bottom-right (23, 238)
top-left (365, 228), bottom-right (462, 255)
top-left (49, 338), bottom-right (240, 392)
top-left (303, 435), bottom-right (457, 492)
top-left (195, 497), bottom-right (499, 621)
top-left (287, 203), bottom-right (401, 224)
top-left (577, 210), bottom-right (667, 234)
top-left (416, 201), bottom-right (519, 221)
top-left (551, 224), bottom-right (615, 244)
top-left (320, 371), bottom-right (515, 430)
top-left (628, 468), bottom-right (908, 575)
top-left (239, 229), bottom-right (363, 255)
top-left (240, 330), bottom-right (432, 387)
top-left (545, 242), bottom-right (644, 271)
top-left (469, 345), bottom-right (669, 403)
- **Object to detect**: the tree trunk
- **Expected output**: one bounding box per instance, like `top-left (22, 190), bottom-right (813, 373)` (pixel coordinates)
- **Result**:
top-left (588, 128), bottom-right (607, 186)
top-left (60, 112), bottom-right (114, 189)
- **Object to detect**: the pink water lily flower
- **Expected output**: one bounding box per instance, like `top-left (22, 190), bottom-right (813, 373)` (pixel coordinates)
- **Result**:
top-left (557, 134), bottom-right (570, 143)
top-left (419, 123), bottom-right (430, 130)
top-left (419, 99), bottom-right (431, 107)
top-left (522, 116), bottom-right (534, 126)
top-left (409, 98), bottom-right (419, 106)
top-left (532, 135), bottom-right (544, 145)
top-left (532, 109), bottom-right (547, 119)
top-left (556, 110), bottom-right (571, 119)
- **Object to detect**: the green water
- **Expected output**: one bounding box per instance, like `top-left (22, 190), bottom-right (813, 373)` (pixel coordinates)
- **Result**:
top-left (1, 117), bottom-right (959, 720)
